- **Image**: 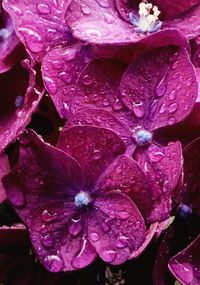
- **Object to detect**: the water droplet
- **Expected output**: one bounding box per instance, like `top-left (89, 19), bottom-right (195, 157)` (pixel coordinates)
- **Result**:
top-left (156, 75), bottom-right (167, 97)
top-left (169, 90), bottom-right (177, 100)
top-left (172, 61), bottom-right (179, 70)
top-left (171, 72), bottom-right (180, 79)
top-left (118, 211), bottom-right (129, 219)
top-left (102, 98), bottom-right (110, 106)
top-left (42, 234), bottom-right (54, 248)
top-left (43, 255), bottom-right (64, 272)
top-left (85, 28), bottom-right (102, 38)
top-left (116, 236), bottom-right (128, 248)
top-left (82, 74), bottom-right (93, 85)
top-left (63, 48), bottom-right (76, 61)
top-left (15, 96), bottom-right (24, 108)
top-left (97, 0), bottom-right (110, 8)
top-left (103, 13), bottom-right (114, 24)
top-left (101, 249), bottom-right (116, 263)
top-left (92, 149), bottom-right (102, 160)
top-left (132, 221), bottom-right (141, 230)
top-left (37, 3), bottom-right (51, 14)
top-left (186, 77), bottom-right (193, 87)
top-left (44, 76), bottom-right (57, 95)
top-left (69, 220), bottom-right (82, 236)
top-left (90, 232), bottom-right (100, 242)
top-left (81, 4), bottom-right (91, 15)
top-left (101, 220), bottom-right (111, 233)
top-left (41, 209), bottom-right (57, 222)
top-left (59, 72), bottom-right (72, 84)
top-left (52, 60), bottom-right (63, 70)
top-left (148, 150), bottom-right (165, 162)
top-left (159, 103), bottom-right (166, 114)
top-left (169, 103), bottom-right (178, 113)
top-left (113, 99), bottom-right (123, 111)
top-left (12, 6), bottom-right (23, 16)
top-left (168, 117), bottom-right (176, 125)
top-left (132, 102), bottom-right (144, 118)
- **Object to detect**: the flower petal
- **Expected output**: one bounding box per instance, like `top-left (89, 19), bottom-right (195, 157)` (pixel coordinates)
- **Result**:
top-left (66, 108), bottom-right (133, 148)
top-left (0, 8), bottom-right (25, 73)
top-left (42, 44), bottom-right (92, 119)
top-left (183, 137), bottom-right (200, 215)
top-left (0, 60), bottom-right (43, 152)
top-left (169, 234), bottom-right (200, 285)
top-left (57, 125), bottom-right (126, 189)
top-left (3, 0), bottom-right (72, 62)
top-left (88, 192), bottom-right (145, 265)
top-left (120, 46), bottom-right (198, 131)
top-left (165, 3), bottom-right (200, 40)
top-left (154, 0), bottom-right (200, 18)
top-left (95, 155), bottom-right (153, 222)
top-left (134, 142), bottom-right (182, 222)
top-left (0, 154), bottom-right (9, 204)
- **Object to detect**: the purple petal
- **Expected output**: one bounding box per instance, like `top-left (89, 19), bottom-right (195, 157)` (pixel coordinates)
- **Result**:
top-left (183, 137), bottom-right (200, 215)
top-left (94, 155), bottom-right (153, 222)
top-left (88, 192), bottom-right (145, 264)
top-left (69, 58), bottom-right (126, 114)
top-left (165, 3), bottom-right (200, 40)
top-left (66, 108), bottom-right (133, 147)
top-left (57, 125), bottom-right (126, 189)
top-left (3, 0), bottom-right (72, 62)
top-left (2, 130), bottom-right (97, 271)
top-left (130, 222), bottom-right (158, 259)
top-left (0, 8), bottom-right (25, 73)
top-left (134, 142), bottom-right (182, 222)
top-left (42, 44), bottom-right (92, 119)
top-left (0, 60), bottom-right (43, 152)
top-left (120, 46), bottom-right (197, 130)
top-left (169, 234), bottom-right (200, 285)
top-left (0, 154), bottom-right (9, 203)
top-left (154, 0), bottom-right (200, 18)
top-left (115, 0), bottom-right (137, 22)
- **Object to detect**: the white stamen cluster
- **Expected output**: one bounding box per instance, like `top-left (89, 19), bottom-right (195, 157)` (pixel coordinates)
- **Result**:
top-left (138, 1), bottom-right (161, 32)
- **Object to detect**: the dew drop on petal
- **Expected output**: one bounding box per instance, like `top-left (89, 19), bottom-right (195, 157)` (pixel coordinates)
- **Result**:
top-left (41, 210), bottom-right (57, 222)
top-left (43, 255), bottom-right (64, 272)
top-left (92, 149), bottom-right (102, 160)
top-left (101, 248), bottom-right (116, 263)
top-left (37, 3), bottom-right (51, 14)
top-left (42, 234), bottom-right (54, 248)
top-left (148, 150), bottom-right (165, 162)
top-left (90, 232), bottom-right (100, 242)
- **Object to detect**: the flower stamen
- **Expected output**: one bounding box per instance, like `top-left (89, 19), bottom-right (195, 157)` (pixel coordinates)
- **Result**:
top-left (129, 1), bottom-right (162, 33)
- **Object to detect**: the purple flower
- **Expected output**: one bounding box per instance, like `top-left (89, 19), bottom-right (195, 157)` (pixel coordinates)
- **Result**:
top-left (1, 126), bottom-right (162, 272)
top-left (0, 4), bottom-right (25, 73)
top-left (153, 137), bottom-right (200, 285)
top-left (0, 59), bottom-right (43, 152)
top-left (169, 234), bottom-right (200, 285)
top-left (65, 0), bottom-right (200, 45)
top-left (57, 45), bottom-right (197, 222)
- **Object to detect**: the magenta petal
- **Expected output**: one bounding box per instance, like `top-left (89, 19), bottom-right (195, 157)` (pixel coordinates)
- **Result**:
top-left (66, 109), bottom-right (133, 147)
top-left (57, 125), bottom-right (126, 189)
top-left (2, 129), bottom-right (83, 219)
top-left (130, 222), bottom-right (158, 259)
top-left (70, 58), bottom-right (126, 114)
top-left (42, 44), bottom-right (92, 119)
top-left (3, 0), bottom-right (72, 62)
top-left (183, 137), bottom-right (200, 215)
top-left (120, 46), bottom-right (198, 130)
top-left (88, 192), bottom-right (145, 265)
top-left (0, 154), bottom-right (9, 203)
top-left (169, 234), bottom-right (200, 285)
top-left (134, 142), bottom-right (182, 222)
top-left (154, 0), bottom-right (200, 17)
top-left (95, 155), bottom-right (153, 222)
top-left (0, 8), bottom-right (24, 73)
top-left (0, 60), bottom-right (43, 152)
top-left (165, 3), bottom-right (200, 40)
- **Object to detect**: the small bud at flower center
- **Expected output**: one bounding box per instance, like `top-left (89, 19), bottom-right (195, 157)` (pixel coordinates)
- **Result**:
top-left (75, 191), bottom-right (91, 208)
top-left (134, 129), bottom-right (153, 145)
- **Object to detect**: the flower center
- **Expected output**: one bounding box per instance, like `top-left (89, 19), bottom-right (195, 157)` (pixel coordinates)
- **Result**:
top-left (129, 1), bottom-right (162, 33)
top-left (134, 129), bottom-right (153, 145)
top-left (74, 191), bottom-right (91, 208)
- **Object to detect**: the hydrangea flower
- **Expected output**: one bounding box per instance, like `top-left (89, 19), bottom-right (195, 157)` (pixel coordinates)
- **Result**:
top-left (65, 0), bottom-right (200, 45)
top-left (153, 137), bottom-right (200, 285)
top-left (0, 59), bottom-right (44, 153)
top-left (0, 4), bottom-right (25, 73)
top-left (56, 45), bottom-right (197, 222)
top-left (2, 127), bottom-right (164, 272)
